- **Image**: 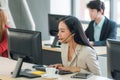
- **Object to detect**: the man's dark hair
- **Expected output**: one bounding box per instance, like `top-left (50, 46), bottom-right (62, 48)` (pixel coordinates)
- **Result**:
top-left (87, 0), bottom-right (105, 14)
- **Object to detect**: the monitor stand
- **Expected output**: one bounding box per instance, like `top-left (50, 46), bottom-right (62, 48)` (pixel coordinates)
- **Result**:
top-left (12, 57), bottom-right (41, 78)
top-left (51, 36), bottom-right (60, 48)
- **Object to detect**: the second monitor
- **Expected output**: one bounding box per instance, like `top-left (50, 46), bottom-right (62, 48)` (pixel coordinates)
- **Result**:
top-left (48, 14), bottom-right (67, 47)
top-left (107, 39), bottom-right (120, 79)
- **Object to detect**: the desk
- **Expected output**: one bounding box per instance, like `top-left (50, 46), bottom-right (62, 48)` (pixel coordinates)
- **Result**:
top-left (0, 57), bottom-right (111, 80)
top-left (94, 46), bottom-right (107, 55)
top-left (42, 44), bottom-right (107, 55)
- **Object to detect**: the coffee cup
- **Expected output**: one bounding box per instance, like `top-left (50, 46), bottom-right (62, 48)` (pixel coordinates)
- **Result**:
top-left (41, 67), bottom-right (59, 78)
top-left (46, 67), bottom-right (58, 76)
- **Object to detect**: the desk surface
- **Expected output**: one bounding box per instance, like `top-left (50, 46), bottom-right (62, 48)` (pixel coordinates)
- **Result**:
top-left (42, 44), bottom-right (107, 55)
top-left (94, 46), bottom-right (106, 55)
top-left (0, 57), bottom-right (111, 80)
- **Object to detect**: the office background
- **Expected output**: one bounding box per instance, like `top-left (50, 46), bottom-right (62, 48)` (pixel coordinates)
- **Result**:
top-left (0, 0), bottom-right (120, 40)
top-left (0, 0), bottom-right (120, 78)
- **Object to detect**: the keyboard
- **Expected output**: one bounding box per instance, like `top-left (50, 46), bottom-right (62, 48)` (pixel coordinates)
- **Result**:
top-left (34, 66), bottom-right (46, 71)
top-left (58, 70), bottom-right (73, 75)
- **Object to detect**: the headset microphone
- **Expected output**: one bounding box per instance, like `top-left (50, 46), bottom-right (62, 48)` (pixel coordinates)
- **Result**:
top-left (62, 33), bottom-right (75, 43)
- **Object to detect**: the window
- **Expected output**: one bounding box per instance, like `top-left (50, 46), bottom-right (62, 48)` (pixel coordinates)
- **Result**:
top-left (50, 0), bottom-right (71, 15)
top-left (73, 0), bottom-right (110, 21)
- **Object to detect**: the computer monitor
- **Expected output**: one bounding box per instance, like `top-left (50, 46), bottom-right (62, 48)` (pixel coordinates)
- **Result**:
top-left (48, 14), bottom-right (66, 47)
top-left (107, 39), bottom-right (120, 79)
top-left (7, 28), bottom-right (42, 78)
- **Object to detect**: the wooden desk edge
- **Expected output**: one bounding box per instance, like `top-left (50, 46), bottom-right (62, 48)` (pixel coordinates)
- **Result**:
top-left (42, 45), bottom-right (107, 55)
top-left (42, 46), bottom-right (61, 52)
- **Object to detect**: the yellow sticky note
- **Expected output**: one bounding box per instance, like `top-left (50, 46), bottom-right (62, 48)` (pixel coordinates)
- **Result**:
top-left (31, 71), bottom-right (45, 76)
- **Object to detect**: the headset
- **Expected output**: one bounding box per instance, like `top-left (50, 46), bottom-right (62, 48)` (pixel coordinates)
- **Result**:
top-left (62, 33), bottom-right (75, 43)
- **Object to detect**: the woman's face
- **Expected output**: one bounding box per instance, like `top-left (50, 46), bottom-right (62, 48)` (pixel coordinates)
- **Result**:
top-left (58, 21), bottom-right (72, 43)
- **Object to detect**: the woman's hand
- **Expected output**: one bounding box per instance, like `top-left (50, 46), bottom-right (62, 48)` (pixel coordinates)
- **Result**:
top-left (49, 63), bottom-right (63, 68)
top-left (89, 41), bottom-right (94, 46)
top-left (58, 66), bottom-right (80, 72)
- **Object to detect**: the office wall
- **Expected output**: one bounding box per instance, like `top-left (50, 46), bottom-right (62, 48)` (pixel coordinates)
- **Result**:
top-left (27, 0), bottom-right (50, 40)
top-left (9, 0), bottom-right (30, 29)
top-left (9, 0), bottom-right (50, 40)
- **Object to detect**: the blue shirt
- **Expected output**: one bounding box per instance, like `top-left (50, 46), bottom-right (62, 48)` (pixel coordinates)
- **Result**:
top-left (94, 16), bottom-right (105, 41)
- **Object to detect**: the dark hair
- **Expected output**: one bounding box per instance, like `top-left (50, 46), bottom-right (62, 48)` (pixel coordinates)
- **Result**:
top-left (87, 0), bottom-right (105, 14)
top-left (59, 16), bottom-right (92, 48)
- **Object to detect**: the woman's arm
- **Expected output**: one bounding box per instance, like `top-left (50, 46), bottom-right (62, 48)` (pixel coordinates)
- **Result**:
top-left (49, 63), bottom-right (63, 68)
top-left (86, 49), bottom-right (101, 75)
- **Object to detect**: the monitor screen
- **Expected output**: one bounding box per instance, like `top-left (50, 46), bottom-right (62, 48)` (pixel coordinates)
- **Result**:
top-left (7, 28), bottom-right (42, 78)
top-left (48, 14), bottom-right (66, 47)
top-left (48, 14), bottom-right (66, 36)
top-left (107, 39), bottom-right (120, 79)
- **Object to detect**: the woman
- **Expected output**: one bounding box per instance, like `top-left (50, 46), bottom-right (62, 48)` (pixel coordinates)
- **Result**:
top-left (0, 8), bottom-right (9, 57)
top-left (50, 16), bottom-right (101, 75)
